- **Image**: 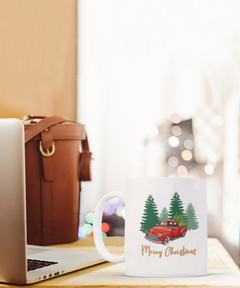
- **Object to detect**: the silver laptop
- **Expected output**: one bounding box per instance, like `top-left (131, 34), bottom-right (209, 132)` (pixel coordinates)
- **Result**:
top-left (0, 118), bottom-right (104, 284)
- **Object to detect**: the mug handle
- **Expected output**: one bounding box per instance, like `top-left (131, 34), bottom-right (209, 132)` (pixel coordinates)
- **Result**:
top-left (93, 191), bottom-right (126, 263)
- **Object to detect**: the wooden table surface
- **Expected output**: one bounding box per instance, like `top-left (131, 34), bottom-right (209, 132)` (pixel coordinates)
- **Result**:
top-left (2, 237), bottom-right (240, 287)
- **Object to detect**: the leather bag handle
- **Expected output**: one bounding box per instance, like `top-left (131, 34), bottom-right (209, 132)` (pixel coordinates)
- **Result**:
top-left (24, 115), bottom-right (74, 143)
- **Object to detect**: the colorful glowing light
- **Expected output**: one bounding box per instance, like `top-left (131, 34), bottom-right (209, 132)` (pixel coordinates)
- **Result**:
top-left (109, 198), bottom-right (119, 205)
top-left (171, 125), bottom-right (182, 136)
top-left (83, 223), bottom-right (93, 234)
top-left (170, 113), bottom-right (181, 124)
top-left (177, 165), bottom-right (188, 177)
top-left (102, 223), bottom-right (110, 233)
top-left (78, 227), bottom-right (86, 238)
top-left (181, 150), bottom-right (192, 161)
top-left (116, 206), bottom-right (125, 218)
top-left (104, 205), bottom-right (115, 215)
top-left (85, 212), bottom-right (94, 224)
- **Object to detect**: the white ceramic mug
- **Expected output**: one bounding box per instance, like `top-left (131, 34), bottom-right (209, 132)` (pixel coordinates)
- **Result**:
top-left (93, 177), bottom-right (207, 277)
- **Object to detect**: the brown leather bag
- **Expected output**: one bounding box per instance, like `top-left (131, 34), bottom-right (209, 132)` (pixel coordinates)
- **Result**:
top-left (24, 115), bottom-right (91, 246)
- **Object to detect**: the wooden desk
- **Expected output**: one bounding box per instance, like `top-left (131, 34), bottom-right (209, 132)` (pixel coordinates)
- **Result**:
top-left (2, 237), bottom-right (240, 287)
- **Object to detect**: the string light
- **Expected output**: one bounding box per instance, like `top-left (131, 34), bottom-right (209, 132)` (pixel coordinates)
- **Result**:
top-left (170, 113), bottom-right (181, 124)
top-left (78, 227), bottom-right (86, 238)
top-left (171, 125), bottom-right (182, 136)
top-left (116, 206), bottom-right (125, 218)
top-left (83, 223), bottom-right (93, 235)
top-left (184, 139), bottom-right (194, 150)
top-left (147, 126), bottom-right (159, 137)
top-left (168, 156), bottom-right (179, 167)
top-left (104, 205), bottom-right (115, 215)
top-left (181, 150), bottom-right (192, 161)
top-left (80, 198), bottom-right (126, 239)
top-left (102, 223), bottom-right (110, 233)
top-left (177, 165), bottom-right (188, 176)
top-left (168, 136), bottom-right (179, 147)
top-left (85, 212), bottom-right (94, 224)
top-left (205, 164), bottom-right (214, 175)
top-left (109, 198), bottom-right (119, 205)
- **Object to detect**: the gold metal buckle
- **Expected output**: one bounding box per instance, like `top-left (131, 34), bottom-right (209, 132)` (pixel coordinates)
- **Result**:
top-left (22, 115), bottom-right (32, 123)
top-left (39, 141), bottom-right (55, 157)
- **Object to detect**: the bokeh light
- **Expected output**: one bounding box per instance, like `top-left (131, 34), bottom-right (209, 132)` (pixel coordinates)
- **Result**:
top-left (205, 164), bottom-right (214, 175)
top-left (207, 159), bottom-right (217, 168)
top-left (109, 198), bottom-right (123, 209)
top-left (147, 126), bottom-right (159, 137)
top-left (78, 227), bottom-right (86, 238)
top-left (170, 113), bottom-right (181, 124)
top-left (104, 204), bottom-right (115, 215)
top-left (121, 207), bottom-right (126, 219)
top-left (85, 212), bottom-right (94, 224)
top-left (102, 223), bottom-right (110, 233)
top-left (181, 150), bottom-right (192, 161)
top-left (168, 156), bottom-right (179, 167)
top-left (104, 203), bottom-right (110, 213)
top-left (109, 198), bottom-right (119, 205)
top-left (171, 125), bottom-right (182, 136)
top-left (177, 165), bottom-right (188, 176)
top-left (116, 206), bottom-right (125, 218)
top-left (168, 136), bottom-right (179, 147)
top-left (184, 139), bottom-right (194, 150)
top-left (102, 232), bottom-right (107, 238)
top-left (83, 223), bottom-right (93, 235)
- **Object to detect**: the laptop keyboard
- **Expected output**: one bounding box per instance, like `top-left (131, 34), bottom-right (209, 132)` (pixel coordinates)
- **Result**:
top-left (27, 259), bottom-right (58, 271)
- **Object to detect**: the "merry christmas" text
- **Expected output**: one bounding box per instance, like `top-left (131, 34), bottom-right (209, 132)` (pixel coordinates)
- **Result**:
top-left (142, 244), bottom-right (197, 258)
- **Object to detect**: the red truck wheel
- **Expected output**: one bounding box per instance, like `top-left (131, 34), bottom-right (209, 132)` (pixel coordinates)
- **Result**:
top-left (163, 236), bottom-right (170, 245)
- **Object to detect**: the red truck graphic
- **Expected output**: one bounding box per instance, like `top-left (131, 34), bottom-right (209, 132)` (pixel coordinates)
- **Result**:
top-left (145, 220), bottom-right (187, 245)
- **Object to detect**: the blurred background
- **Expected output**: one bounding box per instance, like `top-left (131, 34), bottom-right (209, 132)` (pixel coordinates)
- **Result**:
top-left (78, 0), bottom-right (240, 266)
top-left (0, 0), bottom-right (239, 267)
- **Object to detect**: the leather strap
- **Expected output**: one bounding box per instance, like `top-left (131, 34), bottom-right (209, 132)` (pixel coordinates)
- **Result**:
top-left (41, 128), bottom-right (55, 181)
top-left (80, 135), bottom-right (92, 181)
top-left (23, 115), bottom-right (92, 182)
top-left (24, 115), bottom-right (73, 143)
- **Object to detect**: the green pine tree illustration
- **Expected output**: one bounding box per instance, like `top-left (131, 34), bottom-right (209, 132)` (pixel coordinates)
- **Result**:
top-left (173, 213), bottom-right (187, 226)
top-left (159, 207), bottom-right (169, 221)
top-left (185, 203), bottom-right (199, 230)
top-left (140, 194), bottom-right (159, 233)
top-left (168, 192), bottom-right (185, 220)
